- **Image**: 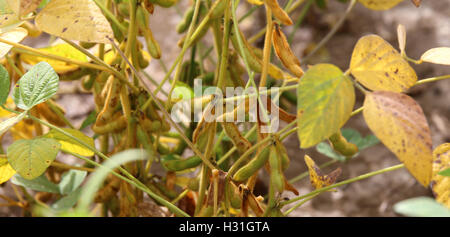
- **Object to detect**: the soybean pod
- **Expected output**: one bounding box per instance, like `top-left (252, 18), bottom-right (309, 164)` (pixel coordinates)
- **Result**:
top-left (269, 145), bottom-right (284, 193)
top-left (233, 146), bottom-right (270, 182)
top-left (329, 131), bottom-right (358, 158)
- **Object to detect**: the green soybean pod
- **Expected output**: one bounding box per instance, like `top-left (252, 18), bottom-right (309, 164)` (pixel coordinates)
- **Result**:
top-left (233, 146), bottom-right (270, 182)
top-left (274, 138), bottom-right (290, 171)
top-left (162, 155), bottom-right (202, 172)
top-left (269, 145), bottom-right (284, 193)
top-left (329, 131), bottom-right (358, 157)
top-left (176, 6), bottom-right (194, 34)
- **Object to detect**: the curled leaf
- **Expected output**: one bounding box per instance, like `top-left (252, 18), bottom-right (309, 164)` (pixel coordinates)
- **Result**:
top-left (0, 27), bottom-right (28, 58)
top-left (304, 155), bottom-right (342, 190)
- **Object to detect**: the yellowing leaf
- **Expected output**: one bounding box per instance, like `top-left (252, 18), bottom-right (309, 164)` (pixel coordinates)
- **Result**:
top-left (7, 138), bottom-right (61, 180)
top-left (0, 27), bottom-right (28, 58)
top-left (420, 47), bottom-right (450, 66)
top-left (0, 156), bottom-right (16, 184)
top-left (363, 91), bottom-right (433, 187)
top-left (246, 0), bottom-right (263, 5)
top-left (304, 155), bottom-right (342, 190)
top-left (21, 43), bottom-right (88, 73)
top-left (358, 0), bottom-right (404, 10)
top-left (431, 143), bottom-right (450, 208)
top-left (35, 0), bottom-right (114, 44)
top-left (350, 34), bottom-right (417, 92)
top-left (44, 128), bottom-right (95, 157)
top-left (20, 0), bottom-right (42, 16)
top-left (0, 0), bottom-right (21, 31)
top-left (297, 64), bottom-right (355, 148)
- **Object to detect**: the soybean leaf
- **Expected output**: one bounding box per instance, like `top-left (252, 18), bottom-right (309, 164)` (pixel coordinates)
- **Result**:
top-left (11, 174), bottom-right (60, 193)
top-left (357, 0), bottom-right (404, 10)
top-left (0, 156), bottom-right (16, 184)
top-left (13, 62), bottom-right (59, 110)
top-left (35, 0), bottom-right (114, 44)
top-left (431, 143), bottom-right (450, 208)
top-left (0, 64), bottom-right (10, 105)
top-left (0, 1), bottom-right (22, 31)
top-left (51, 188), bottom-right (82, 211)
top-left (80, 110), bottom-right (97, 130)
top-left (350, 34), bottom-right (417, 92)
top-left (58, 169), bottom-right (87, 195)
top-left (0, 111), bottom-right (26, 137)
top-left (363, 91), bottom-right (433, 187)
top-left (420, 47), bottom-right (450, 66)
top-left (304, 155), bottom-right (342, 190)
top-left (21, 43), bottom-right (88, 74)
top-left (44, 128), bottom-right (95, 157)
top-left (0, 27), bottom-right (28, 58)
top-left (20, 0), bottom-right (42, 16)
top-left (7, 138), bottom-right (61, 180)
top-left (297, 64), bottom-right (355, 148)
top-left (394, 197), bottom-right (450, 217)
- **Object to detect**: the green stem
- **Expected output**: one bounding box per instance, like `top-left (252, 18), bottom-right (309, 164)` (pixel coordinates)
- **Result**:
top-left (92, 0), bottom-right (127, 34)
top-left (287, 0), bottom-right (313, 44)
top-left (281, 164), bottom-right (405, 206)
top-left (283, 193), bottom-right (318, 216)
top-left (414, 74), bottom-right (450, 86)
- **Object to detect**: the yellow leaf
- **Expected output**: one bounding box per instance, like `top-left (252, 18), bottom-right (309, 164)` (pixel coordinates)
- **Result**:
top-left (0, 27), bottom-right (28, 58)
top-left (20, 0), bottom-right (42, 16)
top-left (304, 155), bottom-right (342, 190)
top-left (0, 156), bottom-right (16, 184)
top-left (35, 0), bottom-right (114, 44)
top-left (431, 143), bottom-right (450, 208)
top-left (0, 0), bottom-right (21, 31)
top-left (358, 0), bottom-right (404, 10)
top-left (21, 43), bottom-right (88, 74)
top-left (247, 0), bottom-right (263, 5)
top-left (350, 34), bottom-right (417, 92)
top-left (44, 128), bottom-right (95, 157)
top-left (420, 47), bottom-right (450, 66)
top-left (363, 91), bottom-right (433, 187)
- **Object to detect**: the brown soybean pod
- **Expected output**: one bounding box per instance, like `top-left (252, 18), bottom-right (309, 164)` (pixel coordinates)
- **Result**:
top-left (265, 0), bottom-right (293, 25)
top-left (96, 76), bottom-right (121, 126)
top-left (272, 23), bottom-right (304, 78)
top-left (221, 122), bottom-right (252, 155)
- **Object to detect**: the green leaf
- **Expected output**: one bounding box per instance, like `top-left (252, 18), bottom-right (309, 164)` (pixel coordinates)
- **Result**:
top-left (80, 110), bottom-right (96, 130)
top-left (438, 168), bottom-right (450, 177)
top-left (7, 138), bottom-right (61, 180)
top-left (316, 128), bottom-right (379, 161)
top-left (11, 174), bottom-right (60, 193)
top-left (297, 64), bottom-right (355, 148)
top-left (394, 197), bottom-right (450, 217)
top-left (0, 111), bottom-right (26, 136)
top-left (44, 128), bottom-right (95, 157)
top-left (13, 62), bottom-right (59, 110)
top-left (51, 188), bottom-right (82, 211)
top-left (0, 64), bottom-right (9, 105)
top-left (58, 169), bottom-right (87, 195)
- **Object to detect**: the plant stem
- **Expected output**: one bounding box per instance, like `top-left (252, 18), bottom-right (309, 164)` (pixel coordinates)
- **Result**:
top-left (51, 161), bottom-right (96, 172)
top-left (287, 0), bottom-right (313, 44)
top-left (414, 74), bottom-right (450, 86)
top-left (281, 164), bottom-right (405, 206)
top-left (283, 193), bottom-right (318, 216)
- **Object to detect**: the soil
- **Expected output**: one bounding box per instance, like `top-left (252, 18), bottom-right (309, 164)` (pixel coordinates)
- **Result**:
top-left (1, 0), bottom-right (449, 217)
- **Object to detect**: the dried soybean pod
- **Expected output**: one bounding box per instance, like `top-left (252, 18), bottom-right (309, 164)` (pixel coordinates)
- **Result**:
top-left (92, 113), bottom-right (128, 134)
top-left (233, 146), bottom-right (270, 182)
top-left (328, 131), bottom-right (358, 157)
top-left (269, 145), bottom-right (284, 193)
top-left (265, 0), bottom-right (293, 25)
top-left (177, 6), bottom-right (194, 34)
top-left (230, 25), bottom-right (285, 80)
top-left (35, 102), bottom-right (66, 127)
top-left (272, 23), bottom-right (304, 77)
top-left (222, 122), bottom-right (252, 154)
top-left (274, 137), bottom-right (290, 171)
top-left (96, 76), bottom-right (121, 126)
